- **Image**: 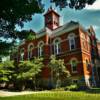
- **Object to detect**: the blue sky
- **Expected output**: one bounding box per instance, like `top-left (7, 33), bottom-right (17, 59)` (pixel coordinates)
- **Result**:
top-left (16, 0), bottom-right (100, 39)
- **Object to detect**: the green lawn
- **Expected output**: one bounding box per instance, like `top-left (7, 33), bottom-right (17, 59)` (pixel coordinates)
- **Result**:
top-left (0, 91), bottom-right (100, 100)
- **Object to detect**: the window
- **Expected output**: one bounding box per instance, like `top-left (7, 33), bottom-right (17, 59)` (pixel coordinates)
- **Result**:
top-left (53, 38), bottom-right (61, 55)
top-left (28, 43), bottom-right (34, 59)
top-left (68, 33), bottom-right (76, 50)
top-left (20, 48), bottom-right (24, 61)
top-left (38, 41), bottom-right (44, 57)
top-left (71, 59), bottom-right (77, 73)
top-left (86, 59), bottom-right (90, 70)
top-left (82, 41), bottom-right (86, 48)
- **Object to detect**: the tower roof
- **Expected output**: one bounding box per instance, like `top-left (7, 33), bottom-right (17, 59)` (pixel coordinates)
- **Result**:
top-left (44, 7), bottom-right (60, 17)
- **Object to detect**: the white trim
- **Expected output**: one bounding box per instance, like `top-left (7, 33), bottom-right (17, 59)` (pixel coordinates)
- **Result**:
top-left (70, 58), bottom-right (78, 73)
top-left (36, 22), bottom-right (79, 39)
top-left (27, 43), bottom-right (34, 60)
top-left (20, 48), bottom-right (24, 61)
top-left (38, 41), bottom-right (44, 57)
top-left (68, 33), bottom-right (76, 51)
top-left (53, 38), bottom-right (61, 55)
top-left (52, 23), bottom-right (79, 37)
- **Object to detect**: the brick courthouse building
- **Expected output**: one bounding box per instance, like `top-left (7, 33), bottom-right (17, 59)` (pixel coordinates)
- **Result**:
top-left (12, 7), bottom-right (100, 87)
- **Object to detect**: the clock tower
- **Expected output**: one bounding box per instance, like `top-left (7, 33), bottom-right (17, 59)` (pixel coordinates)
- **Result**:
top-left (44, 7), bottom-right (60, 30)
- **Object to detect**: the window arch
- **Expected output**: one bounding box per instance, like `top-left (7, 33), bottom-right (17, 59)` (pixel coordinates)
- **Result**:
top-left (81, 33), bottom-right (86, 40)
top-left (70, 58), bottom-right (78, 73)
top-left (28, 43), bottom-right (34, 59)
top-left (68, 33), bottom-right (76, 50)
top-left (86, 59), bottom-right (90, 70)
top-left (20, 48), bottom-right (24, 61)
top-left (38, 41), bottom-right (44, 57)
top-left (53, 38), bottom-right (61, 55)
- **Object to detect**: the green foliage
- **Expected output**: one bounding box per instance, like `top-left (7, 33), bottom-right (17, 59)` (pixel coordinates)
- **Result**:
top-left (0, 0), bottom-right (44, 33)
top-left (0, 61), bottom-right (15, 83)
top-left (0, 41), bottom-right (14, 56)
top-left (0, 57), bottom-right (43, 90)
top-left (16, 58), bottom-right (43, 90)
top-left (26, 33), bottom-right (35, 41)
top-left (51, 0), bottom-right (96, 10)
top-left (16, 30), bottom-right (36, 40)
top-left (64, 84), bottom-right (79, 91)
top-left (49, 55), bottom-right (70, 88)
top-left (18, 58), bottom-right (43, 80)
top-left (49, 55), bottom-right (70, 77)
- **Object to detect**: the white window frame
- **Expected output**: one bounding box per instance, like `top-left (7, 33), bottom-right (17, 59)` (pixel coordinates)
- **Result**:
top-left (53, 38), bottom-right (61, 55)
top-left (20, 48), bottom-right (24, 61)
top-left (71, 58), bottom-right (78, 73)
top-left (68, 33), bottom-right (76, 50)
top-left (28, 43), bottom-right (34, 60)
top-left (38, 41), bottom-right (44, 57)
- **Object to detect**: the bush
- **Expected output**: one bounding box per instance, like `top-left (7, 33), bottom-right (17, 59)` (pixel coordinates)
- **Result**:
top-left (51, 87), bottom-right (65, 91)
top-left (64, 84), bottom-right (79, 91)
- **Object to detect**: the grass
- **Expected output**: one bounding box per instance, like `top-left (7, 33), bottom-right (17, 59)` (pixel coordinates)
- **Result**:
top-left (0, 91), bottom-right (100, 100)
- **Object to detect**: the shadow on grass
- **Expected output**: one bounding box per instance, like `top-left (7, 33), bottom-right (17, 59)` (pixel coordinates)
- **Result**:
top-left (85, 88), bottom-right (100, 94)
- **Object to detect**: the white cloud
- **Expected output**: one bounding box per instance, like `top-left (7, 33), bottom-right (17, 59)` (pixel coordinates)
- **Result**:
top-left (93, 25), bottom-right (99, 30)
top-left (85, 0), bottom-right (100, 10)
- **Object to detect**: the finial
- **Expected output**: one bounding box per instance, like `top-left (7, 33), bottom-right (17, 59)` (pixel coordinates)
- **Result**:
top-left (48, 5), bottom-right (53, 11)
top-left (50, 5), bottom-right (52, 10)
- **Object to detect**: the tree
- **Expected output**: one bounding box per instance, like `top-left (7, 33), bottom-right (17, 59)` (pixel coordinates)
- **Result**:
top-left (0, 61), bottom-right (16, 89)
top-left (0, 41), bottom-right (14, 56)
top-left (49, 55), bottom-right (70, 88)
top-left (51, 0), bottom-right (96, 10)
top-left (0, 0), bottom-right (44, 36)
top-left (0, 63), bottom-right (7, 83)
top-left (17, 57), bottom-right (43, 90)
top-left (0, 57), bottom-right (43, 90)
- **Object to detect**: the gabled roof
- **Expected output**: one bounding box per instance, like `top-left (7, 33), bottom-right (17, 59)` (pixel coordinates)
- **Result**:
top-left (36, 21), bottom-right (80, 38)
top-left (44, 7), bottom-right (60, 17)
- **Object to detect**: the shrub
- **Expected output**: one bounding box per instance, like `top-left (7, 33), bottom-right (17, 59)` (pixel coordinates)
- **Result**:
top-left (64, 84), bottom-right (79, 91)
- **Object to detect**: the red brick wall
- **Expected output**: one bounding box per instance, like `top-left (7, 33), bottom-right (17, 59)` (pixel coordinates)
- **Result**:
top-left (17, 27), bottom-right (94, 79)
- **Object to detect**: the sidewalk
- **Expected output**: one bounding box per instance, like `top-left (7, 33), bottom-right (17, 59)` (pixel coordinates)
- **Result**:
top-left (0, 90), bottom-right (42, 97)
top-left (0, 90), bottom-right (51, 97)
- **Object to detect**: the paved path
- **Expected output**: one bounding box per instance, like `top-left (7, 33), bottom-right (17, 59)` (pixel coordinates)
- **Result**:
top-left (0, 90), bottom-right (48, 97)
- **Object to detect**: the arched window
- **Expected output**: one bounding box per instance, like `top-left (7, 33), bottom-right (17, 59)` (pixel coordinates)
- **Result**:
top-left (71, 58), bottom-right (78, 73)
top-left (20, 48), bottom-right (24, 61)
top-left (28, 43), bottom-right (34, 59)
top-left (53, 38), bottom-right (61, 55)
top-left (38, 41), bottom-right (44, 57)
top-left (86, 59), bottom-right (90, 70)
top-left (68, 33), bottom-right (76, 50)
